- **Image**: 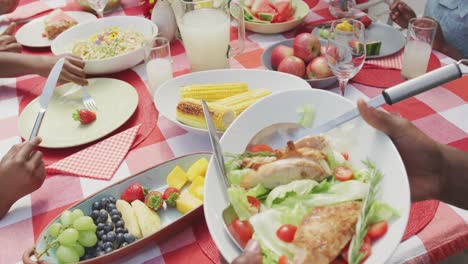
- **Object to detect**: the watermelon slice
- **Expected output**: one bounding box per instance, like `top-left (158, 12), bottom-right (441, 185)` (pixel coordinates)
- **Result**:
top-left (251, 0), bottom-right (277, 17)
top-left (366, 41), bottom-right (382, 56)
top-left (258, 12), bottom-right (275, 22)
top-left (243, 6), bottom-right (255, 21)
top-left (274, 2), bottom-right (295, 22)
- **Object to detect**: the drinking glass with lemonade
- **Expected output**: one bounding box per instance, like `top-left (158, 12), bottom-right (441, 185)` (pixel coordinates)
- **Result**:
top-left (172, 0), bottom-right (246, 71)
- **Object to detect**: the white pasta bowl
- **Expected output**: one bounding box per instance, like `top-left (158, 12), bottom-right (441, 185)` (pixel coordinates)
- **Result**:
top-left (51, 16), bottom-right (158, 75)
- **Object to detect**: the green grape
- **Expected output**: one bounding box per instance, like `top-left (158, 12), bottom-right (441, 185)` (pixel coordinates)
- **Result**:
top-left (70, 209), bottom-right (84, 223)
top-left (72, 216), bottom-right (95, 231)
top-left (71, 242), bottom-right (85, 257)
top-left (48, 222), bottom-right (62, 237)
top-left (56, 245), bottom-right (79, 264)
top-left (60, 210), bottom-right (73, 227)
top-left (78, 230), bottom-right (97, 247)
top-left (58, 228), bottom-right (79, 246)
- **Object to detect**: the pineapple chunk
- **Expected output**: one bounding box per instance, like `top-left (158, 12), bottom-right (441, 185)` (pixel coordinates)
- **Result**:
top-left (166, 165), bottom-right (188, 190)
top-left (187, 158), bottom-right (209, 181)
top-left (176, 190), bottom-right (203, 214)
top-left (131, 200), bottom-right (161, 237)
top-left (188, 176), bottom-right (205, 201)
top-left (116, 200), bottom-right (142, 239)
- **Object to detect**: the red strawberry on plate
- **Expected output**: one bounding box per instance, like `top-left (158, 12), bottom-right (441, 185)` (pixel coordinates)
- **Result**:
top-left (359, 15), bottom-right (372, 28)
top-left (72, 109), bottom-right (96, 124)
top-left (162, 187), bottom-right (180, 207)
top-left (121, 183), bottom-right (148, 203)
top-left (145, 191), bottom-right (164, 210)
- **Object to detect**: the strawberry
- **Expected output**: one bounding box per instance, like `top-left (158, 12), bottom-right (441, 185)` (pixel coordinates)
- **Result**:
top-left (120, 183), bottom-right (147, 203)
top-left (162, 187), bottom-right (180, 207)
top-left (72, 109), bottom-right (96, 124)
top-left (145, 191), bottom-right (164, 210)
top-left (359, 15), bottom-right (372, 28)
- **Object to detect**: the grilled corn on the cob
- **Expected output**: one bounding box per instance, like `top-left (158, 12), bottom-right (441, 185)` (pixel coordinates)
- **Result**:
top-left (216, 88), bottom-right (272, 116)
top-left (176, 98), bottom-right (235, 131)
top-left (180, 83), bottom-right (249, 101)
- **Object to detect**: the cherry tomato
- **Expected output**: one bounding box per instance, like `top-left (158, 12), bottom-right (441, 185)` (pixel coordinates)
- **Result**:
top-left (278, 255), bottom-right (289, 264)
top-left (341, 235), bottom-right (372, 263)
top-left (334, 166), bottom-right (353, 181)
top-left (247, 196), bottom-right (261, 212)
top-left (367, 221), bottom-right (388, 240)
top-left (246, 144), bottom-right (274, 153)
top-left (276, 224), bottom-right (297, 243)
top-left (342, 152), bottom-right (349, 160)
top-left (232, 218), bottom-right (253, 243)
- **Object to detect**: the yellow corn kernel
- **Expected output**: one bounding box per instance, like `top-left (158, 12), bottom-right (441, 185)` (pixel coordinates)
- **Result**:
top-left (188, 176), bottom-right (205, 201)
top-left (166, 165), bottom-right (188, 190)
top-left (215, 88), bottom-right (271, 116)
top-left (180, 82), bottom-right (249, 101)
top-left (187, 158), bottom-right (209, 181)
top-left (176, 98), bottom-right (235, 131)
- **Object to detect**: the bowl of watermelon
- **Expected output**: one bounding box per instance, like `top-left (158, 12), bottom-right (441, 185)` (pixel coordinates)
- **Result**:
top-left (261, 33), bottom-right (338, 89)
top-left (235, 0), bottom-right (310, 34)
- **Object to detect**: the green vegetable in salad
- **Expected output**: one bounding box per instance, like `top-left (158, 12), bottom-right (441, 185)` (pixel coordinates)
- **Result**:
top-left (368, 200), bottom-right (400, 225)
top-left (227, 185), bottom-right (258, 221)
top-left (227, 168), bottom-right (252, 185)
top-left (265, 179), bottom-right (319, 207)
top-left (297, 104), bottom-right (315, 128)
top-left (247, 184), bottom-right (270, 200)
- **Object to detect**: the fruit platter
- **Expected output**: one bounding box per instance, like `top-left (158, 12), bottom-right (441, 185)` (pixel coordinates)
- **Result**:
top-left (262, 33), bottom-right (338, 89)
top-left (235, 0), bottom-right (310, 34)
top-left (312, 18), bottom-right (405, 59)
top-left (23, 153), bottom-right (210, 264)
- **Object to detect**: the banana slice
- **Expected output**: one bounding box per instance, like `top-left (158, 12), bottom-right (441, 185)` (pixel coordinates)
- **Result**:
top-left (116, 199), bottom-right (142, 239)
top-left (131, 200), bottom-right (161, 237)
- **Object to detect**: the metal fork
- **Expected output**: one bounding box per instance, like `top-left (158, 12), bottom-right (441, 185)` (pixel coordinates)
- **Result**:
top-left (80, 86), bottom-right (97, 111)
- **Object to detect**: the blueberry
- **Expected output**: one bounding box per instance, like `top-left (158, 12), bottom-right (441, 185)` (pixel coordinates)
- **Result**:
top-left (107, 231), bottom-right (116, 242)
top-left (104, 241), bottom-right (114, 249)
top-left (90, 210), bottom-right (100, 220)
top-left (115, 227), bottom-right (124, 234)
top-left (104, 222), bottom-right (114, 233)
top-left (106, 203), bottom-right (116, 211)
top-left (96, 230), bottom-right (105, 240)
top-left (123, 233), bottom-right (135, 243)
top-left (108, 196), bottom-right (117, 203)
top-left (100, 197), bottom-right (109, 207)
top-left (85, 246), bottom-right (96, 255)
top-left (105, 247), bottom-right (113, 254)
top-left (96, 223), bottom-right (105, 231)
top-left (81, 253), bottom-right (93, 260)
top-left (97, 240), bottom-right (105, 250)
top-left (92, 201), bottom-right (102, 211)
top-left (96, 250), bottom-right (106, 257)
top-left (110, 209), bottom-right (121, 217)
top-left (115, 220), bottom-right (125, 229)
top-left (121, 227), bottom-right (128, 234)
top-left (111, 215), bottom-right (121, 223)
top-left (116, 233), bottom-right (125, 244)
top-left (120, 242), bottom-right (129, 248)
top-left (101, 234), bottom-right (107, 242)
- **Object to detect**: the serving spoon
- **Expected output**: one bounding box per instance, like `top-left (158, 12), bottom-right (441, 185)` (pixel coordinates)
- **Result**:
top-left (248, 60), bottom-right (467, 150)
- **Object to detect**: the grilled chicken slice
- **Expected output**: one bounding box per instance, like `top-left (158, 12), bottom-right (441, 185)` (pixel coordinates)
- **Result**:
top-left (241, 158), bottom-right (329, 189)
top-left (294, 135), bottom-right (329, 150)
top-left (276, 141), bottom-right (327, 161)
top-left (292, 201), bottom-right (362, 264)
top-left (241, 156), bottom-right (277, 170)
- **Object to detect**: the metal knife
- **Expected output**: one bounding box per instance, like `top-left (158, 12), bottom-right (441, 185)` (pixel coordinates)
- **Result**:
top-left (29, 58), bottom-right (66, 140)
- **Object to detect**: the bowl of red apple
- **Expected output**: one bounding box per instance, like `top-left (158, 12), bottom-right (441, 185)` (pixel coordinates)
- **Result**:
top-left (261, 33), bottom-right (338, 89)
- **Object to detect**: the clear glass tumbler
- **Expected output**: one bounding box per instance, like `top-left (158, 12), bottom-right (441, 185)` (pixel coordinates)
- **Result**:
top-left (145, 37), bottom-right (173, 95)
top-left (86, 0), bottom-right (109, 18)
top-left (401, 18), bottom-right (437, 79)
top-left (329, 0), bottom-right (358, 18)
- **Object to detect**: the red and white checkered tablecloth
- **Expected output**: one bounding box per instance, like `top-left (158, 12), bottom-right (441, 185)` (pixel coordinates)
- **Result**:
top-left (0, 0), bottom-right (467, 263)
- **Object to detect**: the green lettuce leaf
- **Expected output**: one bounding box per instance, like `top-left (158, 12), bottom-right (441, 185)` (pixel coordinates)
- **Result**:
top-left (247, 184), bottom-right (269, 200)
top-left (250, 209), bottom-right (299, 261)
top-left (227, 186), bottom-right (257, 221)
top-left (265, 179), bottom-right (319, 207)
top-left (274, 180), bottom-right (370, 208)
top-left (278, 203), bottom-right (310, 226)
top-left (227, 169), bottom-right (252, 185)
top-left (368, 200), bottom-right (400, 225)
top-left (297, 104), bottom-right (315, 128)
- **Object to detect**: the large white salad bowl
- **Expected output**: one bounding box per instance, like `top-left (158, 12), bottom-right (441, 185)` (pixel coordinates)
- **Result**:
top-left (204, 89), bottom-right (410, 263)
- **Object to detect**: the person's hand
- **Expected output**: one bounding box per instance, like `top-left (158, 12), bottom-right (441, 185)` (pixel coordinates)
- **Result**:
top-left (0, 22), bottom-right (22, 53)
top-left (38, 54), bottom-right (88, 86)
top-left (357, 100), bottom-right (444, 202)
top-left (231, 240), bottom-right (262, 264)
top-left (389, 0), bottom-right (416, 29)
top-left (0, 137), bottom-right (45, 219)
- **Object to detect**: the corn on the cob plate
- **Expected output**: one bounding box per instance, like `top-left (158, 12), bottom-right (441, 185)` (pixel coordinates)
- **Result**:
top-left (153, 69), bottom-right (311, 135)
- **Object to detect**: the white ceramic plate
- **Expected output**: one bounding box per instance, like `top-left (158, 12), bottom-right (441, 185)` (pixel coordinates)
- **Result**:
top-left (238, 1), bottom-right (310, 34)
top-left (204, 89), bottom-right (410, 263)
top-left (15, 11), bottom-right (97, 48)
top-left (313, 23), bottom-right (406, 59)
top-left (153, 69), bottom-right (311, 135)
top-left (51, 16), bottom-right (158, 75)
top-left (18, 78), bottom-right (138, 148)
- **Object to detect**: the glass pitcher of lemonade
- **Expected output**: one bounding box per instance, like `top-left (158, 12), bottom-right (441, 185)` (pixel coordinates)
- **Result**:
top-left (172, 0), bottom-right (245, 71)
